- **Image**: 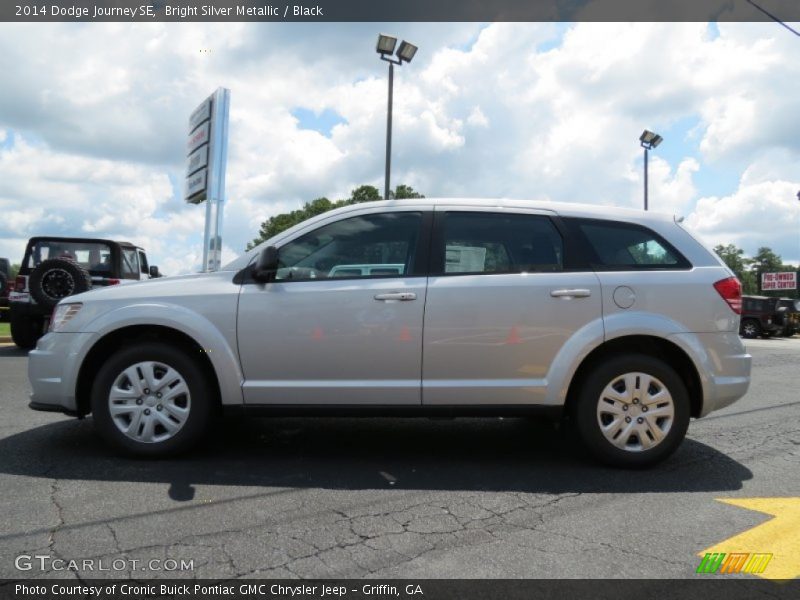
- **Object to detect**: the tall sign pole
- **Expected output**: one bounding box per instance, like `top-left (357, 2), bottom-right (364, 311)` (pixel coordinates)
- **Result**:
top-left (185, 88), bottom-right (230, 272)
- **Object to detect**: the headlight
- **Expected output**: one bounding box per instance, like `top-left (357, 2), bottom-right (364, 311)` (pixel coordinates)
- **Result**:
top-left (50, 303), bottom-right (83, 332)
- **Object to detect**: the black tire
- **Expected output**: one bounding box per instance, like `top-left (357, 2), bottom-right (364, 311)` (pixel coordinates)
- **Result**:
top-left (28, 258), bottom-right (91, 310)
top-left (91, 342), bottom-right (216, 457)
top-left (10, 311), bottom-right (43, 350)
top-left (740, 319), bottom-right (761, 339)
top-left (572, 354), bottom-right (691, 468)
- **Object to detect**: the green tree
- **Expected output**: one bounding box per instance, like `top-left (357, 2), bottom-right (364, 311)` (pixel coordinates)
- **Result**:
top-left (752, 246), bottom-right (783, 273)
top-left (247, 184), bottom-right (424, 250)
top-left (391, 184), bottom-right (425, 200)
top-left (350, 185), bottom-right (381, 203)
top-left (714, 244), bottom-right (749, 275)
top-left (714, 244), bottom-right (757, 294)
top-left (10, 263), bottom-right (20, 280)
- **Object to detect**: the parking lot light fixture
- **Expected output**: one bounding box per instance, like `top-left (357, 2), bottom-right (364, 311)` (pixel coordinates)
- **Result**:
top-left (376, 34), bottom-right (397, 56)
top-left (639, 129), bottom-right (663, 211)
top-left (396, 41), bottom-right (418, 63)
top-left (376, 34), bottom-right (418, 200)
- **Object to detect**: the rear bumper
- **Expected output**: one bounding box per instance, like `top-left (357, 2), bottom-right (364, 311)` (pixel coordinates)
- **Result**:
top-left (670, 331), bottom-right (751, 417)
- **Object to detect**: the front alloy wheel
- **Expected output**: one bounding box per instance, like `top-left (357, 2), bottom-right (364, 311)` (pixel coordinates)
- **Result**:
top-left (108, 361), bottom-right (191, 444)
top-left (92, 342), bottom-right (214, 457)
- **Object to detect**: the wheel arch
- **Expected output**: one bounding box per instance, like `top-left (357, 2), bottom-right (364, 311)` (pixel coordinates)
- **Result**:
top-left (564, 335), bottom-right (704, 419)
top-left (75, 325), bottom-right (223, 416)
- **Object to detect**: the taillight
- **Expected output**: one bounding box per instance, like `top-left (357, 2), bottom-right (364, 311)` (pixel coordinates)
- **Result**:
top-left (714, 277), bottom-right (742, 314)
top-left (107, 278), bottom-right (120, 285)
top-left (14, 276), bottom-right (25, 292)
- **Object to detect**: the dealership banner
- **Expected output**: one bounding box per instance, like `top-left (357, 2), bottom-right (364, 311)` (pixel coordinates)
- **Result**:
top-left (762, 272), bottom-right (797, 291)
top-left (2, 579), bottom-right (800, 600)
top-left (4, 0), bottom-right (800, 22)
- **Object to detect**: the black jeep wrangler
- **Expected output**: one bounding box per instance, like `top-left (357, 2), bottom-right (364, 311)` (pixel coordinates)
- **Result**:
top-left (9, 237), bottom-right (160, 349)
top-left (739, 295), bottom-right (783, 339)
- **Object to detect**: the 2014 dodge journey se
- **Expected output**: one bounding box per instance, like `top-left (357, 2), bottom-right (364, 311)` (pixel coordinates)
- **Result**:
top-left (28, 199), bottom-right (751, 467)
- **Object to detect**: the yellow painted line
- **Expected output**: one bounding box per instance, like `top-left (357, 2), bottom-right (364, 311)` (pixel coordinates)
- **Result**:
top-left (699, 498), bottom-right (800, 580)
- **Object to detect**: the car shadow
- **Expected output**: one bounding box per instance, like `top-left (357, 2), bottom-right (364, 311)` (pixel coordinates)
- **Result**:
top-left (0, 415), bottom-right (751, 497)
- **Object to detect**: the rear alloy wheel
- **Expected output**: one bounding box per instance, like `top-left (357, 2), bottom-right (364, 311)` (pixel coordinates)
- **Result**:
top-left (91, 343), bottom-right (215, 457)
top-left (740, 319), bottom-right (760, 339)
top-left (574, 354), bottom-right (690, 468)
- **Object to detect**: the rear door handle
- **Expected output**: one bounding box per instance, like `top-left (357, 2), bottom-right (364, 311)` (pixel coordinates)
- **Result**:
top-left (550, 288), bottom-right (592, 298)
top-left (374, 292), bottom-right (417, 301)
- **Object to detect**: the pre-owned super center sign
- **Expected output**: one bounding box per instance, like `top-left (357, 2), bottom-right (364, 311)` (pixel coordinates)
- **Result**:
top-left (762, 272), bottom-right (797, 291)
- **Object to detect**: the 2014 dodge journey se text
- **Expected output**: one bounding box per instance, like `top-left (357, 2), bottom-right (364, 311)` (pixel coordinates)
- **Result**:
top-left (28, 199), bottom-right (751, 467)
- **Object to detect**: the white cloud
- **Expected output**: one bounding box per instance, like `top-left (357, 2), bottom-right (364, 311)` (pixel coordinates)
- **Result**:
top-left (0, 21), bottom-right (799, 273)
top-left (687, 177), bottom-right (800, 264)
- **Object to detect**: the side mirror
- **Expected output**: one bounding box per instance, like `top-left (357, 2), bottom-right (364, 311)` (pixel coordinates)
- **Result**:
top-left (149, 265), bottom-right (161, 278)
top-left (252, 246), bottom-right (279, 282)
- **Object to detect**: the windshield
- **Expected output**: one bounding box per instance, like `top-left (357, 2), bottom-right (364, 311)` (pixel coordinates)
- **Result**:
top-left (25, 240), bottom-right (113, 275)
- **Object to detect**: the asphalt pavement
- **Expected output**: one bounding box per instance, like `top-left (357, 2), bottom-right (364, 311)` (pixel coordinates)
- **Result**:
top-left (0, 338), bottom-right (797, 580)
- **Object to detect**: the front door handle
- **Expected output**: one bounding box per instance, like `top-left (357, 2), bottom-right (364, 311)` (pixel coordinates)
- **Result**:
top-left (374, 292), bottom-right (417, 301)
top-left (550, 288), bottom-right (592, 298)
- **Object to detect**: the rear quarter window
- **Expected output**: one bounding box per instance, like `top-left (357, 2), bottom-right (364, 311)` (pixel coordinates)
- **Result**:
top-left (574, 219), bottom-right (691, 270)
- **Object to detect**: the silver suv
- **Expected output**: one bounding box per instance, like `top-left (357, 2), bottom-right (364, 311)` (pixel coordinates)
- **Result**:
top-left (28, 199), bottom-right (751, 467)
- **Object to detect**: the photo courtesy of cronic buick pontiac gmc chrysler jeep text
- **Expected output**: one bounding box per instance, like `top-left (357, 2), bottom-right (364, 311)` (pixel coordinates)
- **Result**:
top-left (27, 199), bottom-right (751, 467)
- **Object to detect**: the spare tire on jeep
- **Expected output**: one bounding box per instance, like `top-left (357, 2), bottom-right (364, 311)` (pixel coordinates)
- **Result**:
top-left (28, 258), bottom-right (91, 310)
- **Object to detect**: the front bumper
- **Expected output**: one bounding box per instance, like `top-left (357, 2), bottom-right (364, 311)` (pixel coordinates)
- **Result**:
top-left (28, 331), bottom-right (97, 415)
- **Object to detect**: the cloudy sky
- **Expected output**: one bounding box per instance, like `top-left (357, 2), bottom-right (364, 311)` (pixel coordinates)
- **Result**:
top-left (0, 21), bottom-right (799, 274)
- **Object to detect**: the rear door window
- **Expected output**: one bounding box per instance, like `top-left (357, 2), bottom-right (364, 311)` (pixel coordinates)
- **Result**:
top-left (435, 212), bottom-right (563, 275)
top-left (575, 219), bottom-right (690, 270)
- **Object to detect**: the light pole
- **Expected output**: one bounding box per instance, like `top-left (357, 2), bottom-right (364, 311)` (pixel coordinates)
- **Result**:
top-left (376, 34), bottom-right (418, 200)
top-left (639, 130), bottom-right (663, 211)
